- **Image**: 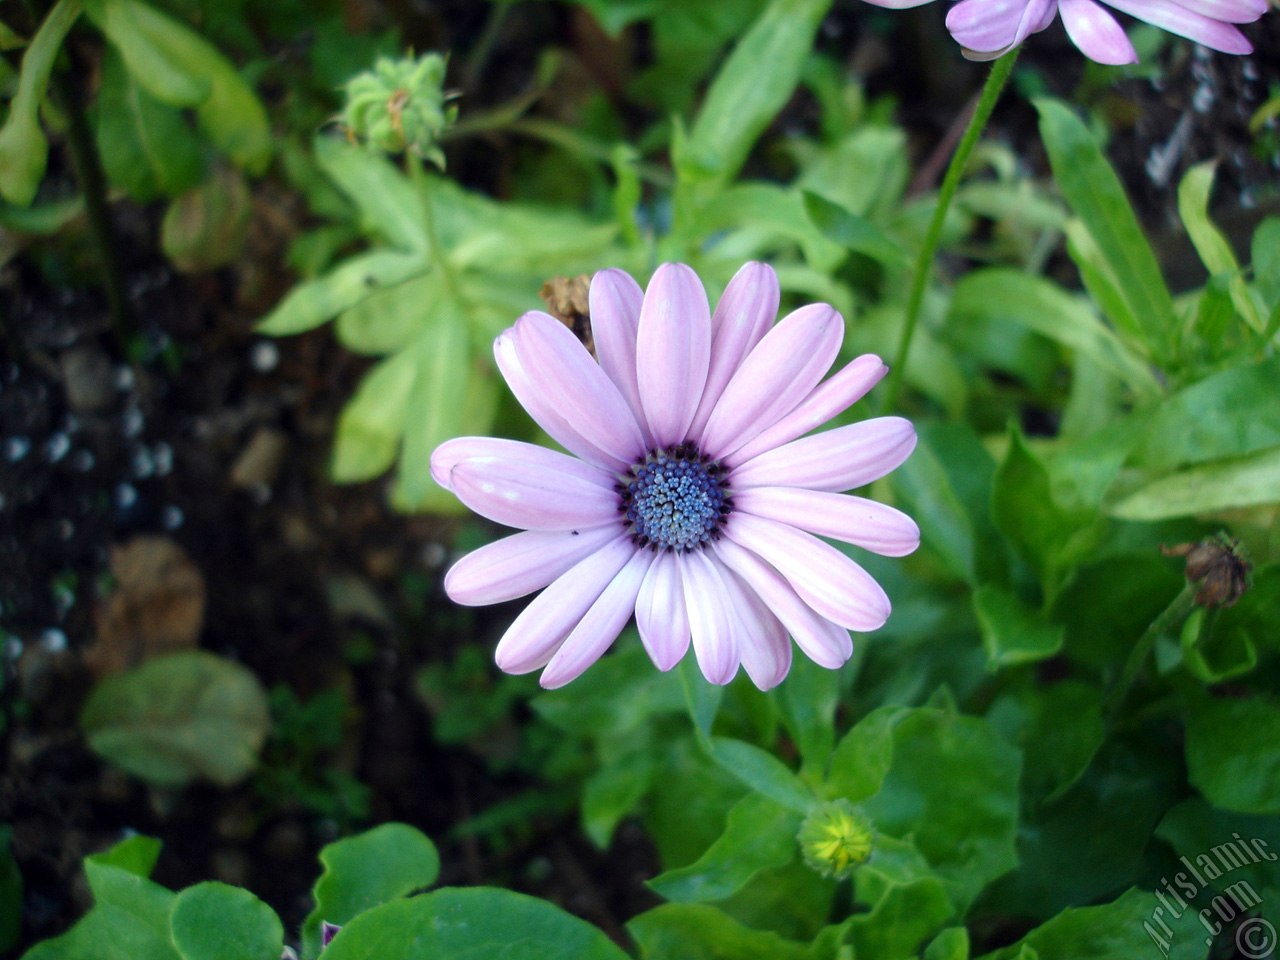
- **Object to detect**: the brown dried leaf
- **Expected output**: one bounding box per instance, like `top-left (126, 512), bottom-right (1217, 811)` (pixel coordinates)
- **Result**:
top-left (539, 274), bottom-right (595, 357)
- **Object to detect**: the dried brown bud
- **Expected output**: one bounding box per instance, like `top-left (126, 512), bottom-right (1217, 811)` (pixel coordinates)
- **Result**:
top-left (1161, 536), bottom-right (1252, 608)
top-left (540, 274), bottom-right (595, 357)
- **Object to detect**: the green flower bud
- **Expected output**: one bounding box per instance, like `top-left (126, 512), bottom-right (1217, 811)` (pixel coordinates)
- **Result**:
top-left (798, 799), bottom-right (874, 880)
top-left (340, 52), bottom-right (455, 166)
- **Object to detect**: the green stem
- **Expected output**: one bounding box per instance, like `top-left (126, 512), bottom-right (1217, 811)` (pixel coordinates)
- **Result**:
top-left (880, 48), bottom-right (1019, 414)
top-left (405, 154), bottom-right (460, 299)
top-left (1105, 584), bottom-right (1196, 721)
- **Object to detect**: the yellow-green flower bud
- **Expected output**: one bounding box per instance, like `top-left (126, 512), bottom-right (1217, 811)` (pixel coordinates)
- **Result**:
top-left (798, 799), bottom-right (874, 880)
top-left (340, 52), bottom-right (455, 166)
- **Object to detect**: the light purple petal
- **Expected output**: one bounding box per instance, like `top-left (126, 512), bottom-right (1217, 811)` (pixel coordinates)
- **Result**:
top-left (589, 269), bottom-right (650, 445)
top-left (723, 513), bottom-right (891, 632)
top-left (1060, 0), bottom-right (1138, 62)
top-left (946, 0), bottom-right (1057, 52)
top-left (858, 0), bottom-right (938, 6)
top-left (514, 311), bottom-right (647, 466)
top-left (431, 436), bottom-right (611, 492)
top-left (686, 262), bottom-right (780, 439)
top-left (451, 456), bottom-right (619, 531)
top-left (636, 263), bottom-right (712, 448)
top-left (714, 538), bottom-right (853, 670)
top-left (494, 535), bottom-right (634, 673)
top-left (680, 550), bottom-right (740, 685)
top-left (1104, 0), bottom-right (1253, 50)
top-left (444, 525), bottom-right (622, 606)
top-left (539, 548), bottom-right (654, 688)
top-left (700, 303), bottom-right (844, 460)
top-left (735, 487), bottom-right (921, 557)
top-left (494, 330), bottom-right (627, 472)
top-left (727, 354), bottom-right (888, 467)
top-left (1164, 0), bottom-right (1267, 22)
top-left (731, 416), bottom-right (917, 492)
top-left (635, 550), bottom-right (691, 671)
top-left (717, 565), bottom-right (792, 691)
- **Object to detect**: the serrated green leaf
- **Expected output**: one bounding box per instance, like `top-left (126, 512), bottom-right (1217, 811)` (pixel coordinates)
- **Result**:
top-left (1185, 694), bottom-right (1280, 815)
top-left (803, 191), bottom-right (910, 267)
top-left (628, 903), bottom-right (811, 960)
top-left (335, 272), bottom-right (441, 356)
top-left (89, 0), bottom-right (209, 106)
top-left (170, 883), bottom-right (282, 960)
top-left (827, 706), bottom-right (902, 803)
top-left (709, 737), bottom-right (816, 814)
top-left (1178, 161), bottom-right (1263, 332)
top-left (330, 348), bottom-right (419, 484)
top-left (973, 585), bottom-right (1065, 669)
top-left (256, 249), bottom-right (427, 336)
top-left (1110, 445), bottom-right (1280, 520)
top-left (313, 136), bottom-right (428, 252)
top-left (88, 835), bottom-right (162, 878)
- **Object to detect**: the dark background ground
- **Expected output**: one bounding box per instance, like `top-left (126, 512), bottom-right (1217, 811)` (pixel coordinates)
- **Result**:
top-left (2, 1), bottom-right (1278, 955)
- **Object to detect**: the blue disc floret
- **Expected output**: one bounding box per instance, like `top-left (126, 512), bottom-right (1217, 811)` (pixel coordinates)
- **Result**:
top-left (619, 442), bottom-right (731, 552)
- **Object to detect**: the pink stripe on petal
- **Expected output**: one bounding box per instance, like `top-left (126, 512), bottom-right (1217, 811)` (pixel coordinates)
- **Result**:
top-left (947, 0), bottom-right (1055, 51)
top-left (1060, 0), bottom-right (1138, 62)
top-left (723, 513), bottom-right (890, 632)
top-left (727, 354), bottom-right (888, 467)
top-left (451, 457), bottom-right (620, 531)
top-left (589, 269), bottom-right (650, 444)
top-left (735, 487), bottom-right (920, 557)
top-left (1165, 0), bottom-right (1267, 22)
top-left (637, 264), bottom-right (712, 448)
top-left (444, 525), bottom-right (621, 606)
top-left (495, 330), bottom-right (627, 472)
top-left (515, 312), bottom-right (647, 465)
top-left (1104, 0), bottom-right (1253, 50)
top-left (731, 416), bottom-right (916, 493)
top-left (635, 550), bottom-right (691, 671)
top-left (687, 262), bottom-right (780, 439)
top-left (680, 550), bottom-right (740, 685)
top-left (859, 0), bottom-right (937, 6)
top-left (713, 538), bottom-right (852, 669)
top-left (700, 303), bottom-right (844, 460)
top-left (431, 436), bottom-right (611, 492)
top-left (539, 548), bottom-right (654, 688)
top-left (494, 535), bottom-right (634, 673)
top-left (717, 564), bottom-right (792, 691)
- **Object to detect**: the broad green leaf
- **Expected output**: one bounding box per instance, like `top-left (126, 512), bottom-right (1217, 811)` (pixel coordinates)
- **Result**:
top-left (1251, 216), bottom-right (1280, 309)
top-left (94, 0), bottom-right (269, 172)
top-left (169, 883), bottom-right (283, 960)
top-left (1130, 355), bottom-right (1280, 472)
top-left (0, 0), bottom-right (83, 206)
top-left (803, 191), bottom-right (910, 267)
top-left (324, 888), bottom-right (630, 960)
top-left (89, 835), bottom-right (161, 878)
top-left (847, 874), bottom-right (954, 960)
top-left (776, 655), bottom-right (838, 774)
top-left (676, 0), bottom-right (833, 187)
top-left (1036, 99), bottom-right (1177, 358)
top-left (1156, 797), bottom-right (1280, 893)
top-left (978, 887), bottom-right (1207, 960)
top-left (1063, 219), bottom-right (1145, 350)
top-left (826, 705), bottom-right (902, 803)
top-left (680, 655), bottom-right (723, 752)
top-left (80, 651), bottom-right (271, 787)
top-left (93, 47), bottom-right (203, 202)
top-left (582, 749), bottom-right (656, 848)
top-left (161, 166), bottom-right (253, 272)
top-left (860, 707), bottom-right (1021, 912)
top-left (1180, 608), bottom-right (1257, 684)
top-left (1185, 694), bottom-right (1280, 814)
top-left (1177, 161), bottom-right (1263, 331)
top-left (628, 903), bottom-right (810, 960)
top-left (648, 794), bottom-right (801, 902)
top-left (256, 249), bottom-right (427, 336)
top-left (695, 183), bottom-right (843, 271)
top-left (335, 273), bottom-right (442, 356)
top-left (925, 928), bottom-right (971, 960)
top-left (1110, 445), bottom-right (1280, 520)
top-left (986, 681), bottom-right (1104, 803)
top-left (313, 136), bottom-right (428, 253)
top-left (331, 348), bottom-right (419, 484)
top-left (973, 585), bottom-right (1065, 669)
top-left (709, 737), bottom-right (817, 814)
top-left (83, 856), bottom-right (175, 946)
top-left (303, 823), bottom-right (440, 958)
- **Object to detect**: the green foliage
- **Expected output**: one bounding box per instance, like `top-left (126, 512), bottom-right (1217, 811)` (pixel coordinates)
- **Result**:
top-left (169, 883), bottom-right (283, 960)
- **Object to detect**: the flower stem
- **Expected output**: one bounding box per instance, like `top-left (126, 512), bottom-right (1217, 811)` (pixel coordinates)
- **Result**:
top-left (880, 49), bottom-right (1018, 414)
top-left (1105, 584), bottom-right (1196, 722)
top-left (405, 154), bottom-right (461, 300)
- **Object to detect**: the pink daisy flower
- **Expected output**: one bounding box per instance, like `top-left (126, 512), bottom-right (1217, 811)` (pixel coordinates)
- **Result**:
top-left (863, 0), bottom-right (1266, 64)
top-left (430, 263), bottom-right (919, 691)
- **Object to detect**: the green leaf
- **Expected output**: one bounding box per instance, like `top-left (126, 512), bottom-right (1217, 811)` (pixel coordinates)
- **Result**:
top-left (925, 928), bottom-right (971, 960)
top-left (79, 651), bottom-right (271, 787)
top-left (860, 707), bottom-right (1021, 912)
top-left (313, 136), bottom-right (428, 252)
top-left (161, 166), bottom-right (253, 272)
top-left (330, 348), bottom-right (419, 484)
top-left (89, 835), bottom-right (162, 878)
top-left (1177, 161), bottom-right (1263, 331)
top-left (973, 585), bottom-right (1065, 669)
top-left (826, 706), bottom-right (901, 803)
top-left (848, 873), bottom-right (954, 960)
top-left (93, 47), bottom-right (204, 202)
top-left (708, 737), bottom-right (816, 814)
top-left (323, 887), bottom-right (630, 960)
top-left (1180, 608), bottom-right (1257, 684)
top-left (94, 0), bottom-right (269, 172)
top-left (1156, 797), bottom-right (1280, 894)
top-left (776, 655), bottom-right (838, 774)
top-left (679, 656), bottom-right (723, 753)
top-left (582, 749), bottom-right (656, 848)
top-left (169, 883), bottom-right (283, 960)
top-left (648, 794), bottom-right (801, 902)
top-left (1251, 216), bottom-right (1280, 309)
top-left (303, 823), bottom-right (440, 958)
top-left (1035, 99), bottom-right (1177, 358)
top-left (1110, 445), bottom-right (1280, 520)
top-left (0, 0), bottom-right (83, 206)
top-left (1185, 694), bottom-right (1280, 815)
top-left (803, 191), bottom-right (910, 267)
top-left (985, 681), bottom-right (1104, 803)
top-left (628, 903), bottom-right (810, 960)
top-left (335, 273), bottom-right (442, 356)
top-left (256, 249), bottom-right (427, 336)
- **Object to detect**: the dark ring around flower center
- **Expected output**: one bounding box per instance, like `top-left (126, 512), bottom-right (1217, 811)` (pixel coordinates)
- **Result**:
top-left (617, 442), bottom-right (731, 552)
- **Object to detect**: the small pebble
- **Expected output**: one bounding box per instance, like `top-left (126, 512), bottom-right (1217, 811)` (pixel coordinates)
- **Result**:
top-left (132, 447), bottom-right (155, 479)
top-left (5, 436), bottom-right (31, 462)
top-left (161, 505), bottom-right (184, 530)
top-left (115, 483), bottom-right (138, 509)
top-left (40, 628), bottom-right (67, 653)
top-left (71, 449), bottom-right (95, 472)
top-left (114, 365), bottom-right (135, 391)
top-left (45, 433), bottom-right (71, 462)
top-left (152, 442), bottom-right (173, 476)
top-left (122, 406), bottom-right (144, 439)
top-left (251, 341), bottom-right (280, 373)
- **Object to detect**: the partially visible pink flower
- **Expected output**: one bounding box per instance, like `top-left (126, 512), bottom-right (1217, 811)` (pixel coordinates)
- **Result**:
top-left (431, 263), bottom-right (919, 691)
top-left (861, 0), bottom-right (1266, 64)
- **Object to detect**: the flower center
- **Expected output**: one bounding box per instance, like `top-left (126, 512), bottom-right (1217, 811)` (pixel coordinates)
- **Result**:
top-left (619, 442), bottom-right (730, 552)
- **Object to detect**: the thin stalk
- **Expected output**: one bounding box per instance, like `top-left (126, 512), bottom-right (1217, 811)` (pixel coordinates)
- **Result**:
top-left (405, 154), bottom-right (460, 300)
top-left (1104, 584), bottom-right (1196, 722)
top-left (880, 49), bottom-right (1019, 414)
